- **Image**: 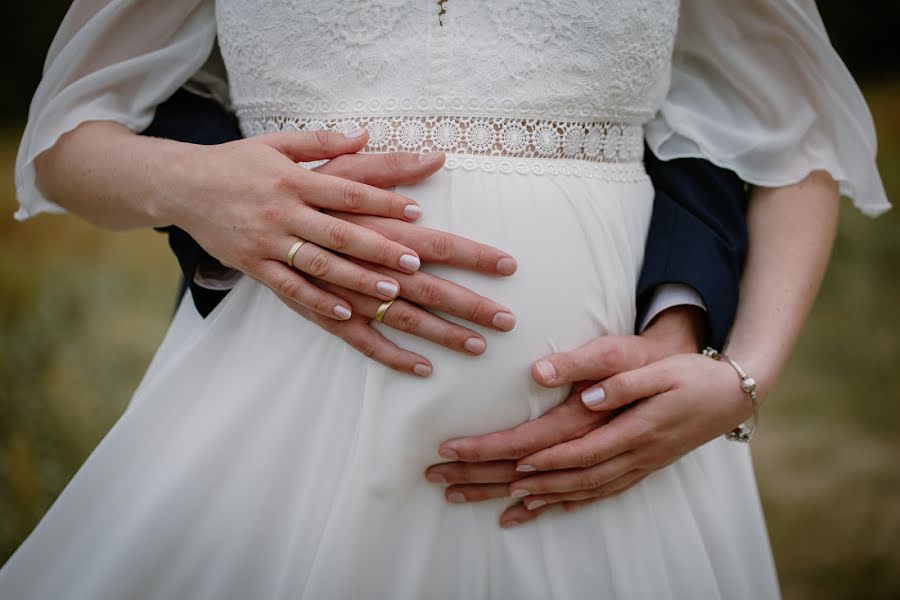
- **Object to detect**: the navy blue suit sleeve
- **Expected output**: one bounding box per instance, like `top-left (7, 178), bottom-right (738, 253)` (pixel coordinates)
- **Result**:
top-left (143, 89), bottom-right (243, 317)
top-left (638, 146), bottom-right (748, 349)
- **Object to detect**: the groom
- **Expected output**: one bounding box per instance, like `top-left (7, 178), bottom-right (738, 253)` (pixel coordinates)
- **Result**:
top-left (145, 86), bottom-right (747, 526)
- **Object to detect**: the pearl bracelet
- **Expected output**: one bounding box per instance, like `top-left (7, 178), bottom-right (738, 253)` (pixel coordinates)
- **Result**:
top-left (701, 347), bottom-right (760, 443)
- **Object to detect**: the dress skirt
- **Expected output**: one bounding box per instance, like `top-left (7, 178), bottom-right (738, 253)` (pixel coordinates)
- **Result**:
top-left (0, 160), bottom-right (780, 599)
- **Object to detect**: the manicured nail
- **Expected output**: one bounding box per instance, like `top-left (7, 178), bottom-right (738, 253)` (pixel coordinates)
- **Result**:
top-left (344, 127), bottom-right (366, 138)
top-left (426, 472), bottom-right (447, 484)
top-left (464, 337), bottom-right (486, 355)
top-left (581, 386), bottom-right (606, 407)
top-left (418, 151), bottom-right (442, 164)
top-left (516, 464), bottom-right (537, 473)
top-left (501, 520), bottom-right (520, 529)
top-left (492, 311), bottom-right (516, 331)
top-left (413, 363), bottom-right (432, 377)
top-left (511, 489), bottom-right (531, 498)
top-left (400, 254), bottom-right (421, 271)
top-left (376, 281), bottom-right (399, 299)
top-left (534, 360), bottom-right (556, 383)
top-left (439, 448), bottom-right (459, 460)
top-left (526, 499), bottom-right (547, 511)
top-left (333, 305), bottom-right (352, 320)
top-left (447, 492), bottom-right (466, 504)
top-left (496, 257), bottom-right (517, 275)
top-left (403, 205), bottom-right (423, 220)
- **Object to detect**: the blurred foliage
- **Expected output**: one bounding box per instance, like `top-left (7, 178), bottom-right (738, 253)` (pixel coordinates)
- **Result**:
top-left (1, 3), bottom-right (899, 600)
top-left (1, 1), bottom-right (900, 122)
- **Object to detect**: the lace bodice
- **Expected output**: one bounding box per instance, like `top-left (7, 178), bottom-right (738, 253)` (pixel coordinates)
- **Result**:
top-left (17, 0), bottom-right (888, 220)
top-left (216, 1), bottom-right (680, 139)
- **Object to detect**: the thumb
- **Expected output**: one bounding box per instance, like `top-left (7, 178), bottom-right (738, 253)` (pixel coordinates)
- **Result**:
top-left (261, 128), bottom-right (369, 163)
top-left (531, 335), bottom-right (649, 388)
top-left (579, 359), bottom-right (676, 411)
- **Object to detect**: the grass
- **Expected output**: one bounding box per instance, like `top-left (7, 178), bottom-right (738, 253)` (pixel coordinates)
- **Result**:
top-left (1, 83), bottom-right (900, 598)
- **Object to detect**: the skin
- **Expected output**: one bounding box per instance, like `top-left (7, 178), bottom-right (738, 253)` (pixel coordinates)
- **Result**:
top-left (426, 171), bottom-right (840, 528)
top-left (35, 121), bottom-right (520, 375)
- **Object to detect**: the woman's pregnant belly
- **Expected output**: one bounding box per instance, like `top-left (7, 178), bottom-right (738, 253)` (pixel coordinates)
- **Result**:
top-left (357, 166), bottom-right (654, 488)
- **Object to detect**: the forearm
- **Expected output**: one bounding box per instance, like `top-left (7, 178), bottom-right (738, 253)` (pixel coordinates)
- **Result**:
top-left (34, 120), bottom-right (197, 230)
top-left (724, 171), bottom-right (840, 400)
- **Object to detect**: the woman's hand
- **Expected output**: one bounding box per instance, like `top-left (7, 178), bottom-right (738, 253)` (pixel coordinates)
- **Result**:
top-left (167, 129), bottom-right (432, 321)
top-left (497, 353), bottom-right (752, 522)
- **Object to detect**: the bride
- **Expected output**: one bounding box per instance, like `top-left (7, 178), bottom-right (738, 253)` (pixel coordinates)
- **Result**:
top-left (2, 0), bottom-right (888, 598)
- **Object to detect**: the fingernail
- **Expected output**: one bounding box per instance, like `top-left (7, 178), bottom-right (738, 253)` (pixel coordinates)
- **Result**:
top-left (400, 254), bottom-right (421, 271)
top-left (447, 492), bottom-right (466, 504)
top-left (496, 257), bottom-right (517, 275)
top-left (464, 337), bottom-right (486, 355)
top-left (581, 386), bottom-right (606, 407)
top-left (534, 360), bottom-right (556, 383)
top-left (438, 448), bottom-right (459, 460)
top-left (403, 205), bottom-right (423, 220)
top-left (426, 472), bottom-right (447, 484)
top-left (344, 127), bottom-right (366, 139)
top-left (492, 311), bottom-right (516, 331)
top-left (333, 305), bottom-right (352, 320)
top-left (516, 464), bottom-right (537, 473)
top-left (511, 489), bottom-right (531, 498)
top-left (413, 363), bottom-right (432, 377)
top-left (501, 520), bottom-right (520, 529)
top-left (526, 499), bottom-right (547, 511)
top-left (376, 281), bottom-right (399, 298)
top-left (418, 151), bottom-right (442, 164)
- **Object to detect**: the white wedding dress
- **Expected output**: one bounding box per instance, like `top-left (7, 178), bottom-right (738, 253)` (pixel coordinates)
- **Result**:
top-left (3, 1), bottom-right (888, 599)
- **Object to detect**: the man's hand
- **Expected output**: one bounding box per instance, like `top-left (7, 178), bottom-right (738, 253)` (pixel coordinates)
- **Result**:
top-left (271, 148), bottom-right (518, 376)
top-left (424, 306), bottom-right (706, 523)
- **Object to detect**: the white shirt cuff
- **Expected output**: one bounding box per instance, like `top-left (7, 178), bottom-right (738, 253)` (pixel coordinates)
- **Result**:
top-left (639, 283), bottom-right (707, 332)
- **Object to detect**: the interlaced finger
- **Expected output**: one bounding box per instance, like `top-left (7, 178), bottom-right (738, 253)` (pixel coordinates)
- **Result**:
top-left (290, 210), bottom-right (422, 273)
top-left (288, 240), bottom-right (400, 301)
top-left (302, 170), bottom-right (422, 221)
top-left (314, 281), bottom-right (488, 355)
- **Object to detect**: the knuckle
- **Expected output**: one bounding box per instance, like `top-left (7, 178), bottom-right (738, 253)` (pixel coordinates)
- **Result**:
top-left (275, 276), bottom-right (302, 301)
top-left (429, 234), bottom-right (454, 262)
top-left (465, 297), bottom-right (489, 323)
top-left (599, 346), bottom-right (625, 372)
top-left (416, 280), bottom-right (443, 306)
top-left (314, 129), bottom-right (332, 148)
top-left (383, 152), bottom-right (404, 172)
top-left (580, 472), bottom-right (604, 490)
top-left (325, 222), bottom-right (353, 250)
top-left (358, 341), bottom-right (379, 359)
top-left (259, 203), bottom-right (287, 225)
top-left (271, 173), bottom-right (299, 195)
top-left (340, 182), bottom-right (366, 211)
top-left (373, 239), bottom-right (394, 265)
top-left (393, 307), bottom-right (421, 332)
top-left (306, 251), bottom-right (333, 278)
top-left (472, 246), bottom-right (491, 270)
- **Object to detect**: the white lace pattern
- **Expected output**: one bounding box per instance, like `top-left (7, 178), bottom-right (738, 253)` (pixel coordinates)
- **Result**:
top-left (242, 114), bottom-right (643, 161)
top-left (216, 0), bottom-right (680, 173)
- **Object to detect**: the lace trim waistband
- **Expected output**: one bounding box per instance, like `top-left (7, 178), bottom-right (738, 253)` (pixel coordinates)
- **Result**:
top-left (240, 114), bottom-right (645, 165)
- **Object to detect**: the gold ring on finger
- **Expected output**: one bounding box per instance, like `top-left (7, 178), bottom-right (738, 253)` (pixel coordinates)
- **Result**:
top-left (286, 239), bottom-right (308, 267)
top-left (374, 300), bottom-right (396, 323)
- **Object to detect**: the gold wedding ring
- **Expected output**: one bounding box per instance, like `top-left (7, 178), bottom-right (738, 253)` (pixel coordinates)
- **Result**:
top-left (286, 239), bottom-right (308, 267)
top-left (374, 300), bottom-right (396, 323)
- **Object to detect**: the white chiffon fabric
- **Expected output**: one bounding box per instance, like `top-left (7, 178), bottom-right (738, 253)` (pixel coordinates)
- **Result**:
top-left (2, 169), bottom-right (783, 600)
top-left (13, 0), bottom-right (889, 220)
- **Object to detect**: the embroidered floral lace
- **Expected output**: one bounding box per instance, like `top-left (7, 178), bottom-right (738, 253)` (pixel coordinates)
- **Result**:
top-left (216, 0), bottom-right (681, 178)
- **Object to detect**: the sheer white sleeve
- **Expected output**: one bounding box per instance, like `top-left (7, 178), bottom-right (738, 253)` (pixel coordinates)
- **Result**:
top-left (646, 0), bottom-right (890, 217)
top-left (14, 0), bottom-right (217, 221)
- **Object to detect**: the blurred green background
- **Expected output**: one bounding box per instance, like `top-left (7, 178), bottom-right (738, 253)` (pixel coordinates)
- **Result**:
top-left (1, 2), bottom-right (898, 599)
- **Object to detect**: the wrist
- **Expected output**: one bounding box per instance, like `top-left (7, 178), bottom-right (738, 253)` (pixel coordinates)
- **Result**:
top-left (140, 137), bottom-right (209, 228)
top-left (642, 305), bottom-right (707, 356)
